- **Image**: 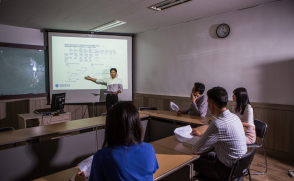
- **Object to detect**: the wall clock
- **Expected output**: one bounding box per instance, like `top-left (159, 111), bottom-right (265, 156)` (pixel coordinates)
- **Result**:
top-left (216, 24), bottom-right (230, 38)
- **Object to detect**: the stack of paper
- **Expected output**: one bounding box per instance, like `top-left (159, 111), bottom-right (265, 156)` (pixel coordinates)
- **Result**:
top-left (170, 102), bottom-right (180, 112)
top-left (174, 125), bottom-right (193, 142)
top-left (104, 91), bottom-right (114, 94)
top-left (182, 136), bottom-right (201, 148)
top-left (77, 155), bottom-right (94, 181)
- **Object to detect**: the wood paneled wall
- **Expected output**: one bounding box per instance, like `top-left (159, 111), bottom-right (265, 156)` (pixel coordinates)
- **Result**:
top-left (1, 94), bottom-right (293, 163)
top-left (133, 93), bottom-right (294, 164)
top-left (0, 97), bottom-right (89, 129)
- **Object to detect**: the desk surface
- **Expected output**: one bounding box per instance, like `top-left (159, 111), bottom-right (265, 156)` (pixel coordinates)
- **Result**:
top-left (33, 144), bottom-right (198, 181)
top-left (32, 166), bottom-right (79, 181)
top-left (141, 110), bottom-right (212, 125)
top-left (18, 112), bottom-right (71, 119)
top-left (152, 143), bottom-right (198, 180)
top-left (152, 125), bottom-right (208, 155)
top-left (0, 113), bottom-right (149, 146)
top-left (0, 117), bottom-right (105, 146)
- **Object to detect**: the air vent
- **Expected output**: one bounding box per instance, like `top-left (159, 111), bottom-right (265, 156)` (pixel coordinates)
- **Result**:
top-left (148, 0), bottom-right (193, 11)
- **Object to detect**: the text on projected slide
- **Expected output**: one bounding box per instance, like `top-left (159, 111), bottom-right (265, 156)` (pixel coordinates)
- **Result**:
top-left (52, 36), bottom-right (128, 90)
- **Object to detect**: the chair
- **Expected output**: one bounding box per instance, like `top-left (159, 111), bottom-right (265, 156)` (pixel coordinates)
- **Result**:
top-left (247, 119), bottom-right (268, 174)
top-left (0, 127), bottom-right (14, 132)
top-left (139, 107), bottom-right (159, 111)
top-left (229, 148), bottom-right (256, 181)
top-left (194, 148), bottom-right (256, 181)
top-left (101, 112), bottom-right (107, 116)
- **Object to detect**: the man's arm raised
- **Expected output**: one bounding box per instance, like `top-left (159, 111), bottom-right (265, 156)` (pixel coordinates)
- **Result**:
top-left (85, 76), bottom-right (97, 82)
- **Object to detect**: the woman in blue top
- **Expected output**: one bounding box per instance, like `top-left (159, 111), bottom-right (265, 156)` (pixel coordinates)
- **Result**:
top-left (75, 102), bottom-right (159, 181)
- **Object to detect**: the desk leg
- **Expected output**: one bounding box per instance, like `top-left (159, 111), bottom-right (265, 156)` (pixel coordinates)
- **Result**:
top-left (18, 116), bottom-right (26, 129)
top-left (95, 126), bottom-right (98, 151)
top-left (158, 164), bottom-right (194, 181)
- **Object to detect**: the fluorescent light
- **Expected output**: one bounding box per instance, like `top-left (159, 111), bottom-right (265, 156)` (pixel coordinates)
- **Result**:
top-left (90, 20), bottom-right (126, 32)
top-left (148, 0), bottom-right (192, 11)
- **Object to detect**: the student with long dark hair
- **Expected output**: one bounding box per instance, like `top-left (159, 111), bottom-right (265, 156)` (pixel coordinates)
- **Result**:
top-left (233, 87), bottom-right (256, 144)
top-left (75, 102), bottom-right (159, 181)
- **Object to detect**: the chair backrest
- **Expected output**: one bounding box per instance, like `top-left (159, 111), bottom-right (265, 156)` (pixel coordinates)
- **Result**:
top-left (229, 148), bottom-right (256, 181)
top-left (0, 127), bottom-right (14, 133)
top-left (254, 119), bottom-right (267, 138)
top-left (101, 112), bottom-right (107, 116)
top-left (139, 107), bottom-right (159, 111)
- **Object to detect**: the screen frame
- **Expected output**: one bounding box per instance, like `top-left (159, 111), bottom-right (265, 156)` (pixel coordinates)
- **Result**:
top-left (46, 29), bottom-right (134, 104)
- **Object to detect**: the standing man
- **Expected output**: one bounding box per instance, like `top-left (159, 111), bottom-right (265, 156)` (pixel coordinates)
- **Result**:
top-left (85, 68), bottom-right (123, 110)
top-left (178, 82), bottom-right (208, 117)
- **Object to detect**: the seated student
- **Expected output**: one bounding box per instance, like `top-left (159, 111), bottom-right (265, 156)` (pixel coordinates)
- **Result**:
top-left (178, 82), bottom-right (208, 117)
top-left (233, 87), bottom-right (256, 144)
top-left (75, 102), bottom-right (159, 181)
top-left (191, 87), bottom-right (247, 181)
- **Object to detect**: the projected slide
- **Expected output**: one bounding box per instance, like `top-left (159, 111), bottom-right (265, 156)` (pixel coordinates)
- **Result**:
top-left (52, 36), bottom-right (128, 90)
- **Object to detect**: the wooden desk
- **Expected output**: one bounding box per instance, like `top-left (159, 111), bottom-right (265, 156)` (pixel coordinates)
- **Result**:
top-left (142, 110), bottom-right (213, 125)
top-left (2, 111), bottom-right (210, 181)
top-left (152, 143), bottom-right (198, 180)
top-left (0, 114), bottom-right (149, 146)
top-left (152, 125), bottom-right (209, 155)
top-left (32, 166), bottom-right (79, 181)
top-left (0, 117), bottom-right (105, 146)
top-left (33, 144), bottom-right (198, 181)
top-left (18, 112), bottom-right (71, 129)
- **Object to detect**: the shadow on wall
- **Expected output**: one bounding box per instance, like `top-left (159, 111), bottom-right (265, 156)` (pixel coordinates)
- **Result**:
top-left (209, 24), bottom-right (220, 39)
top-left (258, 58), bottom-right (294, 104)
top-left (0, 100), bottom-right (29, 129)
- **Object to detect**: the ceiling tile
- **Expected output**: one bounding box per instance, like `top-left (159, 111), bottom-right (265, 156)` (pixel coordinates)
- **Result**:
top-left (0, 0), bottom-right (278, 33)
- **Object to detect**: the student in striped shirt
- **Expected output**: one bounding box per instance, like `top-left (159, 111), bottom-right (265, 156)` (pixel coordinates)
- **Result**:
top-left (191, 87), bottom-right (247, 181)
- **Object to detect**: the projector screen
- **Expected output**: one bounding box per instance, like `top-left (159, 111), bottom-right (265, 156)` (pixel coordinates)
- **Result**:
top-left (48, 32), bottom-right (133, 103)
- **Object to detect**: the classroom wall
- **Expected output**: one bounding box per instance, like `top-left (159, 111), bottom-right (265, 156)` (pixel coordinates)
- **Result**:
top-left (0, 24), bottom-right (44, 45)
top-left (134, 0), bottom-right (294, 105)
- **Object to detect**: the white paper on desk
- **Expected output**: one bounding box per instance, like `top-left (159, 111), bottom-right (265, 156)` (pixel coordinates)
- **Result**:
top-left (170, 102), bottom-right (180, 112)
top-left (182, 136), bottom-right (201, 148)
top-left (174, 125), bottom-right (193, 142)
top-left (104, 91), bottom-right (114, 95)
top-left (78, 155), bottom-right (94, 180)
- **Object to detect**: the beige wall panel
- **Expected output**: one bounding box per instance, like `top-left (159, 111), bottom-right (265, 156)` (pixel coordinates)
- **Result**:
top-left (0, 102), bottom-right (6, 120)
top-left (29, 100), bottom-right (36, 113)
top-left (284, 111), bottom-right (294, 154)
top-left (266, 109), bottom-right (284, 151)
top-left (67, 105), bottom-right (77, 120)
top-left (148, 97), bottom-right (158, 108)
top-left (35, 98), bottom-right (50, 110)
top-left (133, 95), bottom-right (143, 109)
top-left (157, 99), bottom-right (165, 110)
top-left (74, 105), bottom-right (83, 120)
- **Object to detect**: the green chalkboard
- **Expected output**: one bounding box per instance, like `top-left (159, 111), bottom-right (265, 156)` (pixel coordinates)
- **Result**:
top-left (0, 47), bottom-right (48, 95)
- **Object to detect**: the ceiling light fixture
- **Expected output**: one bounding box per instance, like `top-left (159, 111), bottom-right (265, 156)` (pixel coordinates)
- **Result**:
top-left (148, 0), bottom-right (193, 11)
top-left (90, 20), bottom-right (126, 32)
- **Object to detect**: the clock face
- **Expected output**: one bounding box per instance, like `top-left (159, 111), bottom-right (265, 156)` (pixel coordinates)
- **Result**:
top-left (216, 24), bottom-right (230, 38)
